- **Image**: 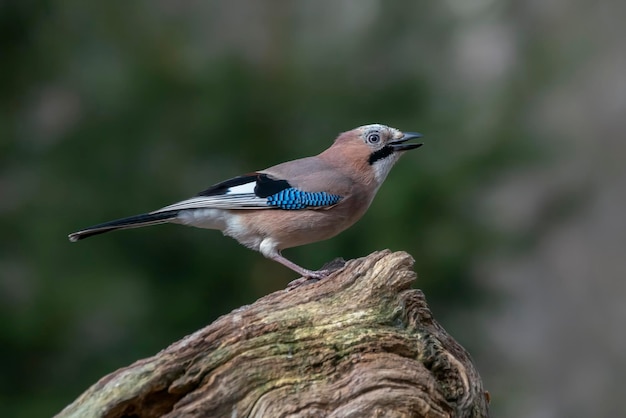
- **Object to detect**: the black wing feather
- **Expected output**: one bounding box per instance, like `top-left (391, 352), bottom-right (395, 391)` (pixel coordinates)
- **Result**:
top-left (196, 174), bottom-right (258, 196)
top-left (196, 173), bottom-right (292, 198)
top-left (254, 174), bottom-right (291, 198)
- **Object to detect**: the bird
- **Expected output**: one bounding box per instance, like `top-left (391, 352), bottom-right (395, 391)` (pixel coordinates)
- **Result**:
top-left (68, 124), bottom-right (423, 280)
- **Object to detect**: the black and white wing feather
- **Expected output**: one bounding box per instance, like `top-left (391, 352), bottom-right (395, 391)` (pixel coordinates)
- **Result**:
top-left (152, 173), bottom-right (342, 213)
top-left (68, 173), bottom-right (342, 242)
top-left (152, 173), bottom-right (288, 212)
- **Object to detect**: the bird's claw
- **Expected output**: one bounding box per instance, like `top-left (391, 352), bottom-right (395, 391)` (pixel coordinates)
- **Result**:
top-left (286, 268), bottom-right (340, 289)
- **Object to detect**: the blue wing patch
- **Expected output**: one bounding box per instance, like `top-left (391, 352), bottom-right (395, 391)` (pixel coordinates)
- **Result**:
top-left (266, 188), bottom-right (342, 210)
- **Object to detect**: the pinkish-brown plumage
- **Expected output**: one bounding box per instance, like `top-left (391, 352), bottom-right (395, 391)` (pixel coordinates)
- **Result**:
top-left (68, 124), bottom-right (423, 280)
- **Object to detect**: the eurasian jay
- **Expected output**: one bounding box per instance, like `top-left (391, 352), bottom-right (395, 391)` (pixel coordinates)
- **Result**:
top-left (68, 124), bottom-right (423, 279)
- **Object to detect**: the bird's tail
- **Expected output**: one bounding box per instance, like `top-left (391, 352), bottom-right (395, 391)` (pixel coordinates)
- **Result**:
top-left (68, 210), bottom-right (179, 242)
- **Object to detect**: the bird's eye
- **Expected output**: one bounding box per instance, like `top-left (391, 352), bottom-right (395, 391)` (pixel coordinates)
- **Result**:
top-left (366, 132), bottom-right (381, 144)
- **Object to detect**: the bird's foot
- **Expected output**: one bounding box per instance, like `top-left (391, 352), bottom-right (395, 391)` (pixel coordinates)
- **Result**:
top-left (286, 259), bottom-right (346, 289)
top-left (287, 277), bottom-right (317, 288)
top-left (287, 271), bottom-right (328, 289)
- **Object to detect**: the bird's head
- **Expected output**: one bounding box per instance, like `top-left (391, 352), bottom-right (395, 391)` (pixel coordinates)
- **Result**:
top-left (324, 124), bottom-right (423, 184)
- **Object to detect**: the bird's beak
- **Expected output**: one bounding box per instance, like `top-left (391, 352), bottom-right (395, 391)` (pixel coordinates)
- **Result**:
top-left (390, 132), bottom-right (423, 151)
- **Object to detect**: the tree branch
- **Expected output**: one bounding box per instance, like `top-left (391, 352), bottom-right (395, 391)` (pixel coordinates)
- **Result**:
top-left (56, 250), bottom-right (490, 418)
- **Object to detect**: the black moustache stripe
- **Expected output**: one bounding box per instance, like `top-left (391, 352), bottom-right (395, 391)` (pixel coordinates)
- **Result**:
top-left (368, 146), bottom-right (394, 165)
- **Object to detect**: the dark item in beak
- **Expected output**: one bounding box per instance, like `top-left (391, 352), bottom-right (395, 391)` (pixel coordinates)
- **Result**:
top-left (390, 132), bottom-right (423, 151)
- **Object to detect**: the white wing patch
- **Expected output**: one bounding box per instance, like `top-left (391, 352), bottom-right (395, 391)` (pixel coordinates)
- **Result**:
top-left (226, 182), bottom-right (256, 195)
top-left (152, 179), bottom-right (271, 213)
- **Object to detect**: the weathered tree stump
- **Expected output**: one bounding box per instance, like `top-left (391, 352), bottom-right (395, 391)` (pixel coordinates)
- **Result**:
top-left (56, 250), bottom-right (489, 418)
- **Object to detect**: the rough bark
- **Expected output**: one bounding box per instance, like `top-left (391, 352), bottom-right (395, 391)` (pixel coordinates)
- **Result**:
top-left (56, 250), bottom-right (490, 418)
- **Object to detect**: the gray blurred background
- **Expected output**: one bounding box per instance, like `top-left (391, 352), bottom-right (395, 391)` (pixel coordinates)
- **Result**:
top-left (1, 1), bottom-right (625, 417)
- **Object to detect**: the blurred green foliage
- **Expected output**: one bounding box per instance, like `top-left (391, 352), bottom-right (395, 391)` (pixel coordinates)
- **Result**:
top-left (0, 1), bottom-right (550, 416)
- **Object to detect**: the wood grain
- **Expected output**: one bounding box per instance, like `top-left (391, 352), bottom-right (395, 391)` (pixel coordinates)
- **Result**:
top-left (56, 250), bottom-right (489, 418)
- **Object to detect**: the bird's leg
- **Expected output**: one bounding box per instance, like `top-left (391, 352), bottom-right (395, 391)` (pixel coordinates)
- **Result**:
top-left (270, 252), bottom-right (329, 279)
top-left (260, 239), bottom-right (341, 286)
top-left (268, 252), bottom-right (334, 287)
top-left (286, 257), bottom-right (347, 288)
